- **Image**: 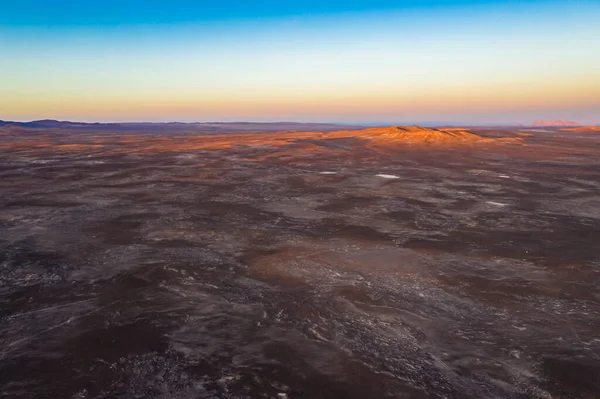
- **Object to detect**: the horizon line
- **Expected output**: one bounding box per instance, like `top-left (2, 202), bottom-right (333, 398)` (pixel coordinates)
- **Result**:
top-left (2, 118), bottom-right (593, 127)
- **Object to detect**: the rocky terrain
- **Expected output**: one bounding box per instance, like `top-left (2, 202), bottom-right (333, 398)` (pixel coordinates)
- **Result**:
top-left (0, 124), bottom-right (599, 398)
top-left (344, 126), bottom-right (521, 148)
top-left (560, 126), bottom-right (600, 133)
top-left (0, 125), bottom-right (522, 156)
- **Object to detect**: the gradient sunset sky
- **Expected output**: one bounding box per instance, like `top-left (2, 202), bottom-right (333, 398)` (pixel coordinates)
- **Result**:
top-left (1, 0), bottom-right (599, 124)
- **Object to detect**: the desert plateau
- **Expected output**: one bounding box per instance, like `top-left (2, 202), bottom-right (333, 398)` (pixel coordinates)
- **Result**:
top-left (1, 122), bottom-right (599, 398)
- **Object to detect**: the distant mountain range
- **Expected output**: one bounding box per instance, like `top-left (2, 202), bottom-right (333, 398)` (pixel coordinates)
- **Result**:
top-left (531, 120), bottom-right (582, 126)
top-left (0, 119), bottom-right (361, 133)
top-left (2, 119), bottom-right (596, 133)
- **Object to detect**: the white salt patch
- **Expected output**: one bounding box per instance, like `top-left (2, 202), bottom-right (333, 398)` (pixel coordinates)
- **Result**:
top-left (487, 201), bottom-right (508, 206)
top-left (498, 175), bottom-right (510, 178)
top-left (318, 171), bottom-right (337, 175)
top-left (376, 174), bottom-right (400, 179)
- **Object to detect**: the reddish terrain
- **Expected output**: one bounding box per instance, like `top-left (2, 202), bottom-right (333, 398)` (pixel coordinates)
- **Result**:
top-left (532, 120), bottom-right (581, 126)
top-left (1, 123), bottom-right (599, 399)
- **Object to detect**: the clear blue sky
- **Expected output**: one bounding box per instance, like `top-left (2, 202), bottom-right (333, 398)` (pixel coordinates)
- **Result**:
top-left (1, 1), bottom-right (542, 26)
top-left (1, 0), bottom-right (599, 124)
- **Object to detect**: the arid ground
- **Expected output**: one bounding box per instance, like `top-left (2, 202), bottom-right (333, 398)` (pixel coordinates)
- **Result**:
top-left (1, 124), bottom-right (599, 398)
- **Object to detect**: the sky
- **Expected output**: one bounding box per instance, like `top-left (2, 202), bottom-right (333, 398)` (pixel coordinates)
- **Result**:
top-left (1, 0), bottom-right (599, 124)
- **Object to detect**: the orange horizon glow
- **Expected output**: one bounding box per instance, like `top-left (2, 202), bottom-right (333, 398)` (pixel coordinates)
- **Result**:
top-left (5, 78), bottom-right (599, 123)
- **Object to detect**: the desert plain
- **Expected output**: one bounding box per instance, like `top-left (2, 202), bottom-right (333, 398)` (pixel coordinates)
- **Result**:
top-left (0, 122), bottom-right (599, 398)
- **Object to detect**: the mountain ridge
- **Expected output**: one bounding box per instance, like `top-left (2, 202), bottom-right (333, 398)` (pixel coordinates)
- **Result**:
top-left (0, 119), bottom-right (362, 133)
top-left (532, 120), bottom-right (581, 126)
